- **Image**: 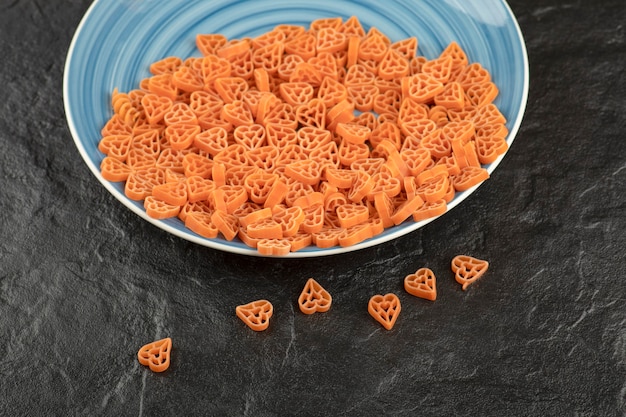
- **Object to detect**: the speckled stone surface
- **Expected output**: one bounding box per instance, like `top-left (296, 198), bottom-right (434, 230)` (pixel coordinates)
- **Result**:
top-left (1, 1), bottom-right (625, 416)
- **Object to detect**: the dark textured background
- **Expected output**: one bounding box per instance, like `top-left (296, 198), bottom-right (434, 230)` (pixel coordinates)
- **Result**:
top-left (1, 1), bottom-right (625, 416)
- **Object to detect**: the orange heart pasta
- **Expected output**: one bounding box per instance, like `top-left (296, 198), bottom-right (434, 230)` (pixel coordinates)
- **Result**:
top-left (368, 293), bottom-right (401, 330)
top-left (97, 16), bottom-right (507, 255)
top-left (451, 255), bottom-right (489, 290)
top-left (298, 278), bottom-right (332, 315)
top-left (137, 337), bottom-right (172, 373)
top-left (236, 299), bottom-right (274, 331)
top-left (404, 267), bottom-right (437, 301)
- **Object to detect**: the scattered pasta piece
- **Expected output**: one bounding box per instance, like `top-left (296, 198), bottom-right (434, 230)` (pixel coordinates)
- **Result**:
top-left (451, 255), bottom-right (489, 290)
top-left (298, 278), bottom-right (332, 315)
top-left (137, 337), bottom-right (172, 373)
top-left (97, 17), bottom-right (507, 255)
top-left (404, 267), bottom-right (437, 301)
top-left (236, 299), bottom-right (274, 331)
top-left (368, 293), bottom-right (401, 330)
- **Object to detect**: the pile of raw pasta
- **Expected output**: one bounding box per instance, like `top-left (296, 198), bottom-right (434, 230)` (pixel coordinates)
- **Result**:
top-left (97, 16), bottom-right (508, 255)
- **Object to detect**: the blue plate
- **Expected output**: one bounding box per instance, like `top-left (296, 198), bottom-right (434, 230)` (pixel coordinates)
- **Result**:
top-left (64, 0), bottom-right (528, 257)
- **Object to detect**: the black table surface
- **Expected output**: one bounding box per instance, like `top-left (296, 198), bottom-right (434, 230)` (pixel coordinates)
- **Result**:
top-left (2, 1), bottom-right (625, 416)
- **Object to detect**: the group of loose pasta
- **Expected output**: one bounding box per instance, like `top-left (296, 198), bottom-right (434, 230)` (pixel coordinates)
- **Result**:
top-left (137, 255), bottom-right (489, 372)
top-left (98, 16), bottom-right (508, 255)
